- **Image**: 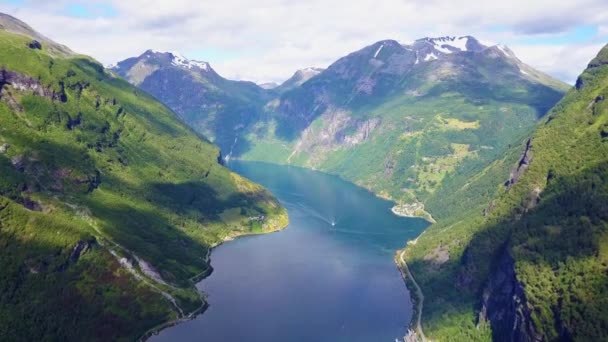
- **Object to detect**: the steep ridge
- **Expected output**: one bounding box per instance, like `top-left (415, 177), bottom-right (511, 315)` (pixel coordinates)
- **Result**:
top-left (403, 44), bottom-right (608, 341)
top-left (0, 12), bottom-right (73, 56)
top-left (112, 50), bottom-right (272, 159)
top-left (0, 14), bottom-right (287, 341)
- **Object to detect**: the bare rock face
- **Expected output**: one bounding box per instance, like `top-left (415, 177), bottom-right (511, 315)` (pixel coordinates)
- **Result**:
top-left (294, 108), bottom-right (382, 165)
top-left (480, 248), bottom-right (544, 342)
top-left (57, 239), bottom-right (97, 272)
top-left (0, 143), bottom-right (9, 154)
top-left (341, 117), bottom-right (381, 146)
top-left (0, 68), bottom-right (67, 102)
top-left (505, 138), bottom-right (533, 189)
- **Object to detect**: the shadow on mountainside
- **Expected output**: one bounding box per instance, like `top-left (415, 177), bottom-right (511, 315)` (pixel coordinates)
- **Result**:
top-left (0, 200), bottom-right (172, 342)
top-left (409, 161), bottom-right (608, 341)
top-left (423, 78), bottom-right (566, 119)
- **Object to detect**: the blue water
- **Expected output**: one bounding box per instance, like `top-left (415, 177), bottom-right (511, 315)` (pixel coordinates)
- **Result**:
top-left (152, 161), bottom-right (428, 342)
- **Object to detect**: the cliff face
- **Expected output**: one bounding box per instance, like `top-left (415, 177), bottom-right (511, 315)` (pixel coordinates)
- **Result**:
top-left (480, 248), bottom-right (541, 342)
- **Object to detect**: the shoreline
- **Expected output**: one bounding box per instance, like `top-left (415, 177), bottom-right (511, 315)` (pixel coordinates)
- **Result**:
top-left (138, 215), bottom-right (289, 341)
top-left (396, 249), bottom-right (427, 342)
top-left (140, 160), bottom-right (429, 341)
top-left (390, 205), bottom-right (436, 224)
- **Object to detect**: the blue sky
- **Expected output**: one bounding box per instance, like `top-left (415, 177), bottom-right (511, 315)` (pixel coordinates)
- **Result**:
top-left (1, 0), bottom-right (607, 83)
top-left (63, 3), bottom-right (117, 18)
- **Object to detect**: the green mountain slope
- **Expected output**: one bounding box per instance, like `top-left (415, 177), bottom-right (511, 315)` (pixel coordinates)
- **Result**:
top-left (242, 37), bottom-right (568, 222)
top-left (402, 44), bottom-right (608, 341)
top-left (0, 15), bottom-right (287, 341)
top-left (118, 37), bottom-right (568, 224)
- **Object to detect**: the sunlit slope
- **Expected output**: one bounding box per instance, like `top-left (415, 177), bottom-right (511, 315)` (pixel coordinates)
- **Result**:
top-left (0, 23), bottom-right (286, 341)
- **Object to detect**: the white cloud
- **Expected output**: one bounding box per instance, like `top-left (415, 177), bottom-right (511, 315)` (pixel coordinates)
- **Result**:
top-left (1, 0), bottom-right (607, 83)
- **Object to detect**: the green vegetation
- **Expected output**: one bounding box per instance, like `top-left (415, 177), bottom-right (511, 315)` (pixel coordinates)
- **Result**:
top-left (243, 92), bottom-right (559, 225)
top-left (113, 40), bottom-right (567, 219)
top-left (403, 44), bottom-right (608, 341)
top-left (233, 40), bottom-right (567, 226)
top-left (0, 29), bottom-right (287, 341)
top-left (109, 33), bottom-right (608, 341)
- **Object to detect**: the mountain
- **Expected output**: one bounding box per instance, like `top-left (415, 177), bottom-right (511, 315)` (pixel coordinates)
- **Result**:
top-left (275, 67), bottom-right (324, 93)
top-left (0, 13), bottom-right (287, 341)
top-left (111, 50), bottom-right (273, 157)
top-left (402, 44), bottom-right (608, 341)
top-left (0, 12), bottom-right (73, 56)
top-left (266, 36), bottom-right (566, 138)
top-left (117, 36), bottom-right (568, 221)
top-left (115, 35), bottom-right (577, 340)
top-left (239, 36), bottom-right (569, 221)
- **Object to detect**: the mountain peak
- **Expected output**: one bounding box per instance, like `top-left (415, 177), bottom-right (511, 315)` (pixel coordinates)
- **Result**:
top-left (0, 12), bottom-right (73, 56)
top-left (295, 67), bottom-right (324, 76)
top-left (112, 49), bottom-right (217, 86)
top-left (137, 49), bottom-right (211, 71)
top-left (168, 51), bottom-right (210, 71)
top-left (413, 35), bottom-right (486, 54)
top-left (276, 67), bottom-right (324, 92)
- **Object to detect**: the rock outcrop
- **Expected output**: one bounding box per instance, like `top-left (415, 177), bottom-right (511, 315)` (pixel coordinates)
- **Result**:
top-left (57, 239), bottom-right (97, 271)
top-left (505, 138), bottom-right (532, 189)
top-left (0, 68), bottom-right (67, 102)
top-left (480, 248), bottom-right (543, 342)
top-left (27, 39), bottom-right (41, 49)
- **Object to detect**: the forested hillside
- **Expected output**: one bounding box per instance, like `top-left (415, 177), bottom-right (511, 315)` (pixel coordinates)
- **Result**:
top-left (0, 15), bottom-right (287, 341)
top-left (402, 44), bottom-right (608, 341)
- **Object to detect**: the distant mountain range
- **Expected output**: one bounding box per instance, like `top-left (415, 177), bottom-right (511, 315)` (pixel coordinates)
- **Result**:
top-left (114, 35), bottom-right (567, 220)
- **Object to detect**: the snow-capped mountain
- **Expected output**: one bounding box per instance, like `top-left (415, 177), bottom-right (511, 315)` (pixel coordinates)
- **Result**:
top-left (113, 35), bottom-right (567, 160)
top-left (166, 51), bottom-right (211, 71)
top-left (111, 50), bottom-right (271, 154)
top-left (274, 35), bottom-right (567, 133)
top-left (112, 50), bottom-right (214, 86)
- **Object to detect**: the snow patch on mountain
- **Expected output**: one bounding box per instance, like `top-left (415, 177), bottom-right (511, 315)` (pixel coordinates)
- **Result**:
top-left (424, 52), bottom-right (438, 61)
top-left (169, 51), bottom-right (210, 71)
top-left (373, 44), bottom-right (384, 58)
top-left (296, 67), bottom-right (323, 80)
top-left (448, 37), bottom-right (469, 51)
top-left (495, 45), bottom-right (509, 56)
top-left (425, 36), bottom-right (471, 54)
